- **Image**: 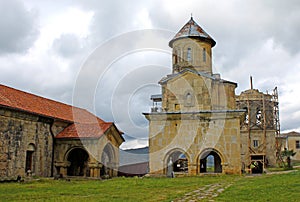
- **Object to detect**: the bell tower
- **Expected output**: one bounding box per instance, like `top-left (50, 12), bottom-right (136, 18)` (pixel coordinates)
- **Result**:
top-left (169, 17), bottom-right (216, 75)
top-left (144, 16), bottom-right (278, 176)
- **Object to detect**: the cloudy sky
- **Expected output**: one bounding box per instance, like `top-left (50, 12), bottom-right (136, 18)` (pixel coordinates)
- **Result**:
top-left (1, 0), bottom-right (300, 149)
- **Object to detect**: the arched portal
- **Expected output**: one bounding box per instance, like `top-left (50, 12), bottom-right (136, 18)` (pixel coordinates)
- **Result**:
top-left (165, 150), bottom-right (188, 176)
top-left (101, 144), bottom-right (115, 177)
top-left (67, 148), bottom-right (89, 176)
top-left (199, 149), bottom-right (222, 173)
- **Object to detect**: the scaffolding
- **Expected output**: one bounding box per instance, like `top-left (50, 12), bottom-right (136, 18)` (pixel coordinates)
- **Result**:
top-left (272, 87), bottom-right (284, 166)
top-left (236, 78), bottom-right (281, 172)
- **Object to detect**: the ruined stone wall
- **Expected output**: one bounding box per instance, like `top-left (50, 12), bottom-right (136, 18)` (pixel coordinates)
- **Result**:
top-left (0, 107), bottom-right (60, 177)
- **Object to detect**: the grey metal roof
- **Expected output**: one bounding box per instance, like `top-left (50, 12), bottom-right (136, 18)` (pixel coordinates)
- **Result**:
top-left (150, 94), bottom-right (162, 100)
top-left (169, 17), bottom-right (216, 48)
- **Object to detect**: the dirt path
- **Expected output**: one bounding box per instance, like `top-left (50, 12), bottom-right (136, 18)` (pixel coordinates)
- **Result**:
top-left (172, 182), bottom-right (232, 202)
top-left (172, 169), bottom-right (299, 201)
top-left (266, 169), bottom-right (298, 175)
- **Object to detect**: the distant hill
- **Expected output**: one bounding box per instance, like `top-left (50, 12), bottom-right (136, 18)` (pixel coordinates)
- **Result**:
top-left (119, 147), bottom-right (149, 166)
top-left (119, 147), bottom-right (214, 167)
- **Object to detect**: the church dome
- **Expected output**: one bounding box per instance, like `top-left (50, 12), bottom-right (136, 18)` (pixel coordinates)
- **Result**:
top-left (169, 17), bottom-right (216, 48)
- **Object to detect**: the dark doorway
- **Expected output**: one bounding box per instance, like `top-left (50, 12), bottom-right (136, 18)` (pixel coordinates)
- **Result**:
top-left (25, 151), bottom-right (34, 172)
top-left (25, 144), bottom-right (35, 173)
top-left (250, 155), bottom-right (264, 174)
top-left (251, 161), bottom-right (263, 174)
top-left (67, 148), bottom-right (89, 176)
top-left (200, 150), bottom-right (222, 173)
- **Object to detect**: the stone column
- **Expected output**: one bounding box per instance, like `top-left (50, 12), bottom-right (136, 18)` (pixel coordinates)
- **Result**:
top-left (108, 162), bottom-right (118, 177)
top-left (54, 161), bottom-right (70, 177)
top-left (188, 163), bottom-right (197, 175)
top-left (88, 162), bottom-right (102, 178)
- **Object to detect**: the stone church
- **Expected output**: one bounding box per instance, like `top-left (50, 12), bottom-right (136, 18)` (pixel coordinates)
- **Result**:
top-left (0, 84), bottom-right (124, 178)
top-left (144, 17), bottom-right (279, 175)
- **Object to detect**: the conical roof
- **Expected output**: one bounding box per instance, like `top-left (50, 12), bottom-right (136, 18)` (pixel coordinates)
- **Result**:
top-left (169, 17), bottom-right (216, 48)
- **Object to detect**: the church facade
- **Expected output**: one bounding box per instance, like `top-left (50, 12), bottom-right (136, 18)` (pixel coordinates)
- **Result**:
top-left (0, 84), bottom-right (124, 178)
top-left (144, 17), bottom-right (278, 175)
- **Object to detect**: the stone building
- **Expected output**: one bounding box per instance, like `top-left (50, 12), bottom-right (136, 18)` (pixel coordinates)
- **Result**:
top-left (279, 131), bottom-right (300, 162)
top-left (0, 84), bottom-right (124, 178)
top-left (236, 87), bottom-right (279, 173)
top-left (144, 17), bottom-right (278, 175)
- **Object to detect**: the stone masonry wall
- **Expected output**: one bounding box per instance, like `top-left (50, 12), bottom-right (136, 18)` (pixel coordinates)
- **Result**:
top-left (147, 112), bottom-right (242, 175)
top-left (0, 107), bottom-right (55, 177)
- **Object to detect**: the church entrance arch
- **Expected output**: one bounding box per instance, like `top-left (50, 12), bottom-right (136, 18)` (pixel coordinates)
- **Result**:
top-left (199, 149), bottom-right (222, 173)
top-left (101, 143), bottom-right (115, 177)
top-left (67, 147), bottom-right (89, 176)
top-left (164, 149), bottom-right (188, 176)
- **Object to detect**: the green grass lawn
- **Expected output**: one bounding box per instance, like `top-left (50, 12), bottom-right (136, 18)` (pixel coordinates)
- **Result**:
top-left (217, 171), bottom-right (300, 202)
top-left (0, 171), bottom-right (299, 201)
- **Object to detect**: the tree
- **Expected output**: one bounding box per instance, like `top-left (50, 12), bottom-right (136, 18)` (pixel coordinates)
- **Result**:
top-left (281, 148), bottom-right (296, 168)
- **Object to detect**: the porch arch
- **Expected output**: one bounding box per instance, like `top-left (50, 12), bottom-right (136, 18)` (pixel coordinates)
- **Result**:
top-left (101, 143), bottom-right (116, 176)
top-left (65, 147), bottom-right (89, 176)
top-left (198, 148), bottom-right (223, 174)
top-left (164, 148), bottom-right (189, 175)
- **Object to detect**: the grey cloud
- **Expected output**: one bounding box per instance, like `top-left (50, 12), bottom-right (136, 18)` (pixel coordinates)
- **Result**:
top-left (251, 0), bottom-right (300, 55)
top-left (0, 0), bottom-right (39, 54)
top-left (52, 34), bottom-right (82, 58)
top-left (75, 0), bottom-right (300, 144)
top-left (74, 0), bottom-right (151, 45)
top-left (0, 52), bottom-right (81, 106)
top-left (2, 0), bottom-right (300, 149)
top-left (281, 111), bottom-right (300, 131)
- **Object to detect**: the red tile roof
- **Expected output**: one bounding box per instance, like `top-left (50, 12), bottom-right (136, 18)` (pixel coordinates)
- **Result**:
top-left (0, 84), bottom-right (104, 123)
top-left (56, 121), bottom-right (113, 139)
top-left (0, 84), bottom-right (122, 140)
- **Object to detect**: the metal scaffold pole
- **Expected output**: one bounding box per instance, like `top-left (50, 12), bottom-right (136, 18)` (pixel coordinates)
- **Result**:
top-left (272, 87), bottom-right (283, 166)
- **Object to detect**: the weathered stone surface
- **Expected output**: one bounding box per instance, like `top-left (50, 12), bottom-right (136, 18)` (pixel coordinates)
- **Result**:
top-left (0, 108), bottom-right (53, 177)
top-left (0, 106), bottom-right (123, 178)
top-left (145, 18), bottom-right (277, 176)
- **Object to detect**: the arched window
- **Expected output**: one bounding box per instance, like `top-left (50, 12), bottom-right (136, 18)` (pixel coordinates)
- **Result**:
top-left (244, 107), bottom-right (249, 124)
top-left (184, 92), bottom-right (194, 107)
top-left (187, 48), bottom-right (192, 62)
top-left (256, 108), bottom-right (262, 125)
top-left (186, 93), bottom-right (192, 104)
top-left (173, 49), bottom-right (178, 64)
top-left (203, 48), bottom-right (206, 62)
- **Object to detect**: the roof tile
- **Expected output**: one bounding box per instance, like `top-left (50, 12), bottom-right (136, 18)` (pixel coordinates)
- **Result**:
top-left (0, 84), bottom-right (122, 140)
top-left (55, 121), bottom-right (113, 139)
top-left (0, 84), bottom-right (103, 123)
